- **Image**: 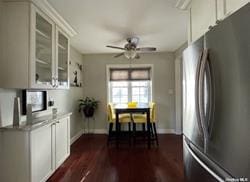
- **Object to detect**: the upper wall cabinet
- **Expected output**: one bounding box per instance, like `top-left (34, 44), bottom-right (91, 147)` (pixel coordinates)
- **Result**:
top-left (219, 0), bottom-right (249, 18)
top-left (56, 27), bottom-right (70, 88)
top-left (0, 0), bottom-right (76, 89)
top-left (31, 7), bottom-right (56, 89)
top-left (189, 0), bottom-right (217, 43)
top-left (188, 0), bottom-right (249, 43)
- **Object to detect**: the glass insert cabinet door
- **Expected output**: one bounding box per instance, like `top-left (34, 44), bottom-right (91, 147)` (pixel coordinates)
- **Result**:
top-left (56, 28), bottom-right (69, 88)
top-left (35, 12), bottom-right (55, 87)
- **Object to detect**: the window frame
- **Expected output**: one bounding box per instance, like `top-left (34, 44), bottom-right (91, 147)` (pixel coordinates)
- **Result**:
top-left (106, 64), bottom-right (153, 105)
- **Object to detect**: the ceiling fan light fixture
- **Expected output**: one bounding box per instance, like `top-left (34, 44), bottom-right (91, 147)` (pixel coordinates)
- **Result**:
top-left (124, 49), bottom-right (137, 59)
top-left (106, 37), bottom-right (156, 60)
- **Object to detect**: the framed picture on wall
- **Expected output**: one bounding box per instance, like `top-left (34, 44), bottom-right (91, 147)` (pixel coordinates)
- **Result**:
top-left (22, 90), bottom-right (47, 114)
top-left (70, 60), bottom-right (83, 87)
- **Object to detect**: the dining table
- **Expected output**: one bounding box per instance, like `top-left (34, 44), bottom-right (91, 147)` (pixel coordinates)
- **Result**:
top-left (114, 103), bottom-right (151, 148)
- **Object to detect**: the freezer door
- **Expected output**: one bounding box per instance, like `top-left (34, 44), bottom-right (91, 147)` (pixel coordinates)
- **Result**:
top-left (184, 145), bottom-right (217, 182)
top-left (183, 37), bottom-right (205, 150)
top-left (204, 3), bottom-right (250, 179)
top-left (183, 136), bottom-right (231, 182)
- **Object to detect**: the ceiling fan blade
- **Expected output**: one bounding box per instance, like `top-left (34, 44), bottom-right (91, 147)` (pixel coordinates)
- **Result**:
top-left (136, 47), bottom-right (156, 51)
top-left (106, 45), bottom-right (125, 50)
top-left (114, 53), bottom-right (124, 58)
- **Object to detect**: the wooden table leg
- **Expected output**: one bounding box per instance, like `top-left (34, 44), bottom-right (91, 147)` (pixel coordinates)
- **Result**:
top-left (147, 109), bottom-right (151, 149)
top-left (116, 112), bottom-right (119, 148)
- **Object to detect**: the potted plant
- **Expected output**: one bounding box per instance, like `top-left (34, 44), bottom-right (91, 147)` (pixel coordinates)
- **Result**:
top-left (79, 97), bottom-right (99, 118)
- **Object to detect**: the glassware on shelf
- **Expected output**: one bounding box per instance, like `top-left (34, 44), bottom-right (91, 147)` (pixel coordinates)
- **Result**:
top-left (57, 31), bottom-right (69, 86)
top-left (35, 13), bottom-right (53, 85)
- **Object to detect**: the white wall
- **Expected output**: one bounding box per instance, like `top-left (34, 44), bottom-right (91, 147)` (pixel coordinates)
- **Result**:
top-left (82, 52), bottom-right (176, 133)
top-left (0, 47), bottom-right (84, 139)
top-left (174, 43), bottom-right (187, 134)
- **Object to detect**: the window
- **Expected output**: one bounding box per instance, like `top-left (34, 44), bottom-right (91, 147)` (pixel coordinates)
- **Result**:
top-left (110, 81), bottom-right (129, 104)
top-left (131, 81), bottom-right (150, 103)
top-left (108, 67), bottom-right (152, 105)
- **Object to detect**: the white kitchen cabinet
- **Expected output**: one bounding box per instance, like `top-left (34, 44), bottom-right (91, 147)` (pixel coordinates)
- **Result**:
top-left (30, 123), bottom-right (54, 182)
top-left (188, 0), bottom-right (249, 44)
top-left (217, 0), bottom-right (249, 20)
top-left (56, 27), bottom-right (70, 89)
top-left (30, 6), bottom-right (56, 89)
top-left (217, 0), bottom-right (226, 20)
top-left (225, 0), bottom-right (249, 16)
top-left (0, 0), bottom-right (75, 89)
top-left (189, 0), bottom-right (217, 42)
top-left (55, 117), bottom-right (70, 168)
top-left (0, 114), bottom-right (71, 182)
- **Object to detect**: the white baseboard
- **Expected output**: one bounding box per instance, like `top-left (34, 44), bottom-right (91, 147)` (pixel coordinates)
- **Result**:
top-left (175, 130), bottom-right (183, 135)
top-left (88, 128), bottom-right (178, 134)
top-left (90, 129), bottom-right (177, 134)
top-left (82, 129), bottom-right (107, 134)
top-left (92, 129), bottom-right (108, 134)
top-left (157, 128), bottom-right (176, 134)
top-left (70, 129), bottom-right (84, 145)
top-left (70, 128), bottom-right (179, 144)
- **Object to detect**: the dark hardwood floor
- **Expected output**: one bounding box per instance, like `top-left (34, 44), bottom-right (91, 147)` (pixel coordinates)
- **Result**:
top-left (48, 134), bottom-right (184, 182)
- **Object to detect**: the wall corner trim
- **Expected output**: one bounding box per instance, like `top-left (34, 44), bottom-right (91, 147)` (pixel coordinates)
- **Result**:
top-left (70, 129), bottom-right (84, 145)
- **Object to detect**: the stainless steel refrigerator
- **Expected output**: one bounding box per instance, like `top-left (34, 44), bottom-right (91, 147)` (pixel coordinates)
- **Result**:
top-left (183, 3), bottom-right (250, 182)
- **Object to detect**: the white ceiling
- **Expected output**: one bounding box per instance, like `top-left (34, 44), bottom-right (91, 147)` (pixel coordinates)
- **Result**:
top-left (48, 0), bottom-right (188, 54)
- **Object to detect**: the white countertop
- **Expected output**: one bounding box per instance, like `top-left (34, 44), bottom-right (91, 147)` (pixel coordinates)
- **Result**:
top-left (0, 112), bottom-right (72, 131)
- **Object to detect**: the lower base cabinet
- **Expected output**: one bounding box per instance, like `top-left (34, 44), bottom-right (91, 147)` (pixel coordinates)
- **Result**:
top-left (0, 115), bottom-right (70, 182)
top-left (31, 123), bottom-right (54, 182)
top-left (55, 117), bottom-right (70, 169)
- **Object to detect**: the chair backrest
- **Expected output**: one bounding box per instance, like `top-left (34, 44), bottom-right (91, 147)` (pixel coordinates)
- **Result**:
top-left (149, 102), bottom-right (156, 122)
top-left (107, 103), bottom-right (114, 121)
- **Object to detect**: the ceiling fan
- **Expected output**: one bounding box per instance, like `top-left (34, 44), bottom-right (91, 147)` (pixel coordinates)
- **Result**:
top-left (106, 37), bottom-right (157, 59)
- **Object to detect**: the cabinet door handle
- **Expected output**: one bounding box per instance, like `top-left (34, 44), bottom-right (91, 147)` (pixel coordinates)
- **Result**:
top-left (216, 20), bottom-right (221, 24)
top-left (51, 77), bottom-right (54, 87)
top-left (208, 25), bottom-right (213, 30)
top-left (55, 78), bottom-right (59, 88)
top-left (52, 77), bottom-right (57, 87)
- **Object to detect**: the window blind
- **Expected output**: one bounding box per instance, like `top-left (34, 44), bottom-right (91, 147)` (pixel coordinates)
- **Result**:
top-left (110, 67), bottom-right (151, 81)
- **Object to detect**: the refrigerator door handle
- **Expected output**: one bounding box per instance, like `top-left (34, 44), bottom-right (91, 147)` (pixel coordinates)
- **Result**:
top-left (195, 52), bottom-right (205, 137)
top-left (184, 138), bottom-right (232, 182)
top-left (204, 54), bottom-right (214, 138)
top-left (198, 49), bottom-right (210, 150)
